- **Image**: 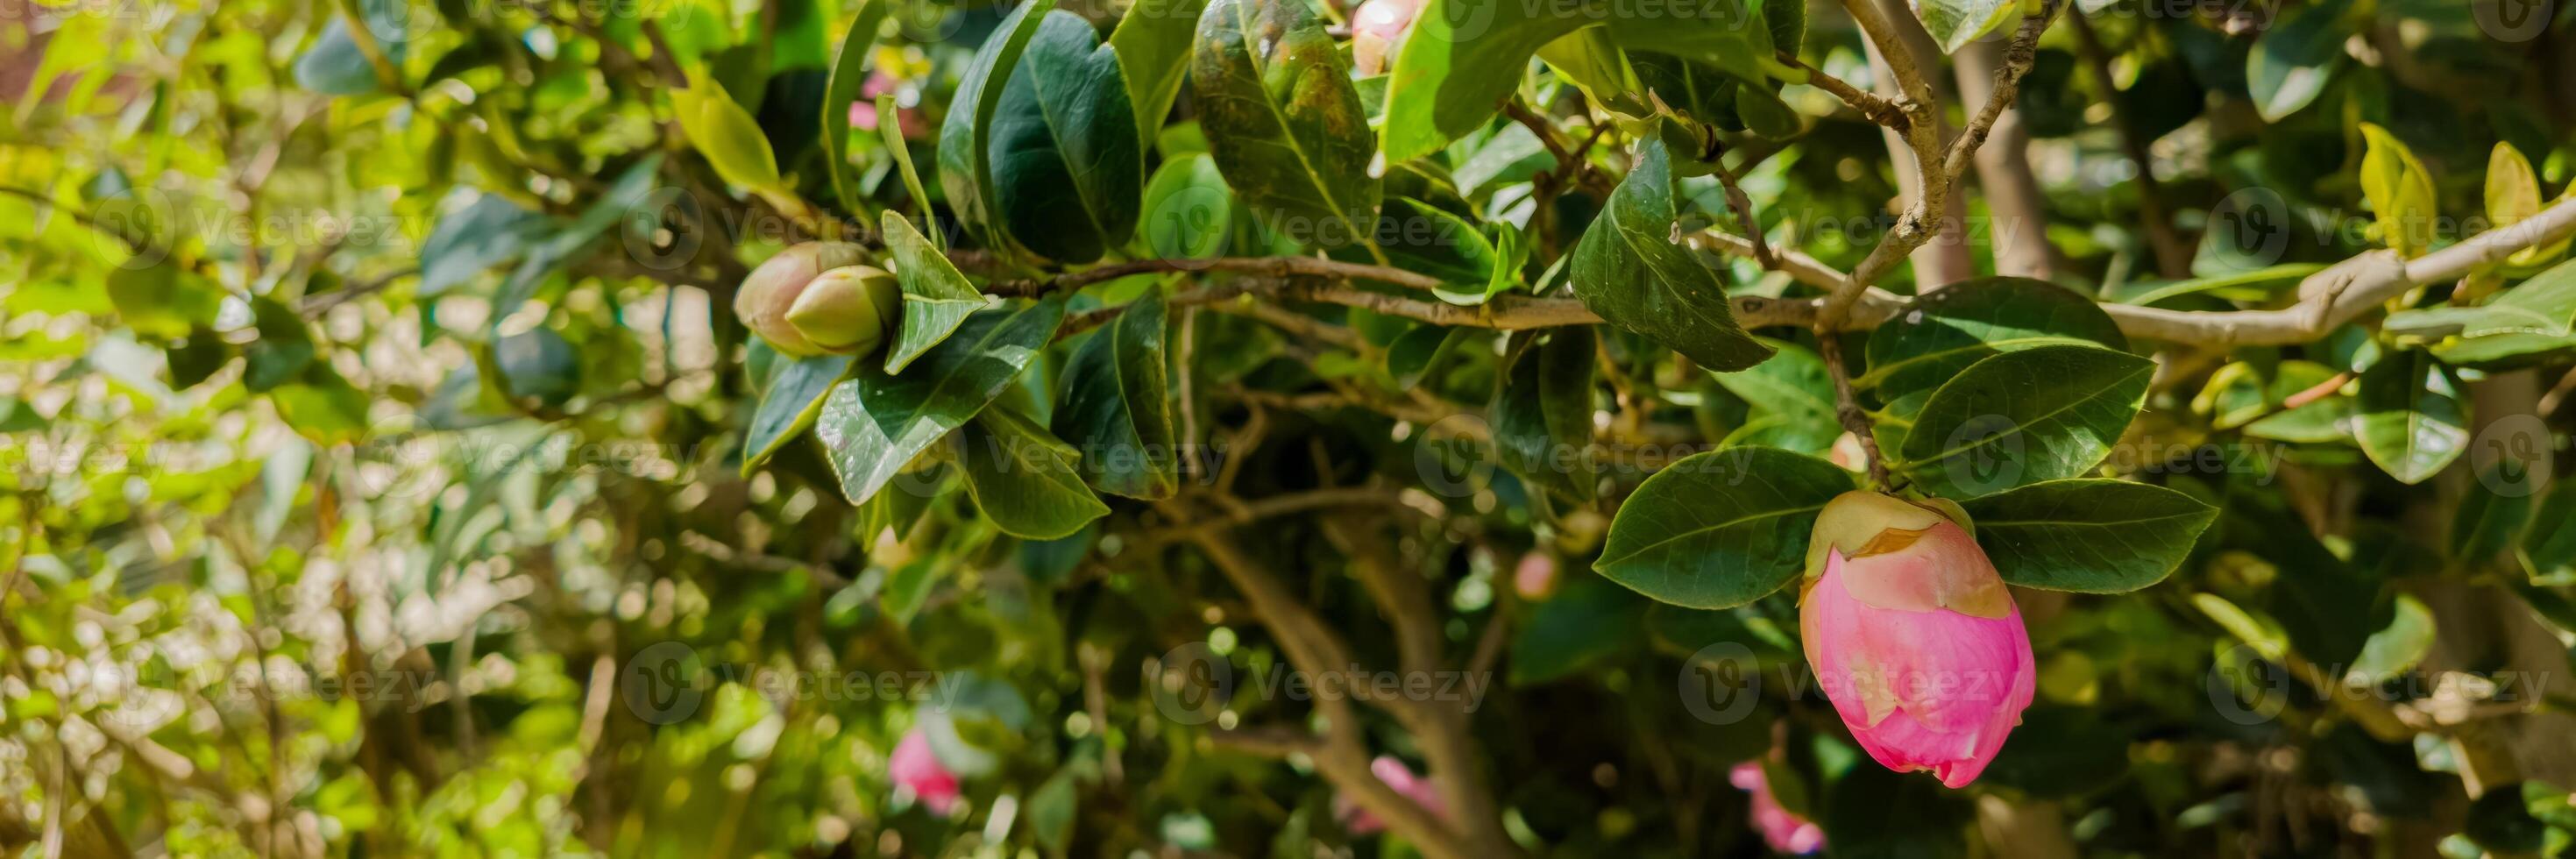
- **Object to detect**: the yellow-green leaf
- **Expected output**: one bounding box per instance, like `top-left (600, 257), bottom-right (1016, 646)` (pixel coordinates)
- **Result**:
top-left (672, 71), bottom-right (783, 192)
top-left (2359, 123), bottom-right (2437, 258)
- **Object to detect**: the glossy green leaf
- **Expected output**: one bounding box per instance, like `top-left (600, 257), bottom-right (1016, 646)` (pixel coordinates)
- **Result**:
top-left (1568, 138), bottom-right (1772, 372)
top-left (743, 352), bottom-right (855, 473)
top-left (1709, 338), bottom-right (1838, 455)
top-left (1863, 276), bottom-right (2129, 403)
top-left (880, 210), bottom-right (991, 373)
top-left (989, 10), bottom-right (1146, 264)
top-left (938, 0), bottom-right (1058, 250)
top-left (1594, 447), bottom-right (1855, 608)
top-left (1191, 0), bottom-right (1380, 248)
top-left (1961, 479), bottom-right (2218, 592)
top-left (1375, 196), bottom-right (1499, 290)
top-left (2353, 348), bottom-right (2466, 485)
top-left (1898, 344), bottom-right (2153, 498)
top-left (2246, 0), bottom-right (2346, 121)
top-left (1110, 0), bottom-right (1212, 142)
top-left (2359, 123), bottom-right (2438, 259)
top-left (2388, 256), bottom-right (2576, 342)
top-left (1054, 291), bottom-right (1179, 500)
top-left (1494, 327), bottom-right (1598, 501)
top-left (817, 298), bottom-right (1066, 506)
top-left (823, 0), bottom-right (891, 213)
top-left (955, 407), bottom-right (1111, 539)
top-left (1912, 0), bottom-right (2015, 53)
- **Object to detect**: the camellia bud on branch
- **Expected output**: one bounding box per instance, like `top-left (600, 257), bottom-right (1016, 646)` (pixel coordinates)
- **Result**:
top-left (732, 242), bottom-right (869, 356)
top-left (1799, 491), bottom-right (2034, 789)
top-left (785, 265), bottom-right (903, 356)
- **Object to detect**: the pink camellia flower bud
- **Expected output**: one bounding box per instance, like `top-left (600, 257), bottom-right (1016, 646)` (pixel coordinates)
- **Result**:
top-left (889, 729), bottom-right (963, 814)
top-left (1729, 762), bottom-right (1824, 855)
top-left (1349, 0), bottom-right (1423, 76)
top-left (1799, 491), bottom-right (2034, 788)
top-left (1513, 551), bottom-right (1558, 600)
top-left (1334, 756), bottom-right (1448, 834)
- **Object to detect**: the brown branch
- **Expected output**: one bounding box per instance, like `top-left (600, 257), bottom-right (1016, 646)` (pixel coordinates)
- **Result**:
top-left (1775, 51), bottom-right (1909, 131)
top-left (989, 255), bottom-right (1444, 298)
top-left (1822, 0), bottom-right (2066, 328)
top-left (1819, 331), bottom-right (1893, 486)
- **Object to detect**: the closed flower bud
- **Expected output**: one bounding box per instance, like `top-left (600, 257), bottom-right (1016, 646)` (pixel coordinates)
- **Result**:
top-left (1350, 0), bottom-right (1422, 76)
top-left (890, 729), bottom-right (963, 814)
top-left (1799, 491), bottom-right (2034, 788)
top-left (786, 265), bottom-right (903, 356)
top-left (734, 242), bottom-right (868, 356)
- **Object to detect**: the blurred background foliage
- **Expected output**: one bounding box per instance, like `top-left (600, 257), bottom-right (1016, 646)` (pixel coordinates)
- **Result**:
top-left (2, 0), bottom-right (2576, 855)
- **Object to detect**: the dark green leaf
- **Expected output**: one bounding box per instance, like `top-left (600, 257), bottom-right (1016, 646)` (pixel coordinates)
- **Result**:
top-left (938, 0), bottom-right (1057, 250)
top-left (1961, 479), bottom-right (2218, 592)
top-left (1862, 277), bottom-right (2128, 404)
top-left (1494, 327), bottom-right (1598, 501)
top-left (817, 298), bottom-right (1066, 505)
top-left (743, 353), bottom-right (855, 473)
top-left (1190, 0), bottom-right (1380, 248)
top-left (1898, 344), bottom-right (2153, 498)
top-left (955, 407), bottom-right (1111, 539)
top-left (1569, 139), bottom-right (1773, 372)
top-left (1594, 447), bottom-right (1855, 608)
top-left (989, 10), bottom-right (1146, 264)
top-left (2353, 349), bottom-right (2466, 484)
top-left (1054, 291), bottom-right (1179, 499)
top-left (1976, 706), bottom-right (2132, 798)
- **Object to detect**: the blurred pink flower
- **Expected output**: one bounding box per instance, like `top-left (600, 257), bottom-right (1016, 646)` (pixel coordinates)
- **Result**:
top-left (1800, 492), bottom-right (2035, 788)
top-left (846, 70), bottom-right (926, 138)
top-left (890, 729), bottom-right (962, 814)
top-left (1349, 0), bottom-right (1423, 76)
top-left (1729, 762), bottom-right (1824, 855)
top-left (1514, 551), bottom-right (1558, 600)
top-left (1335, 756), bottom-right (1448, 834)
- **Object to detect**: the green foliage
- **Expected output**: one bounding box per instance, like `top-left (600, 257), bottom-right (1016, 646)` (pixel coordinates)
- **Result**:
top-left (12, 0), bottom-right (2576, 855)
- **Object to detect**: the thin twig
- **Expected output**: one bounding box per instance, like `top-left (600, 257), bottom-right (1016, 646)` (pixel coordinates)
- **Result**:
top-left (1818, 331), bottom-right (1892, 487)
